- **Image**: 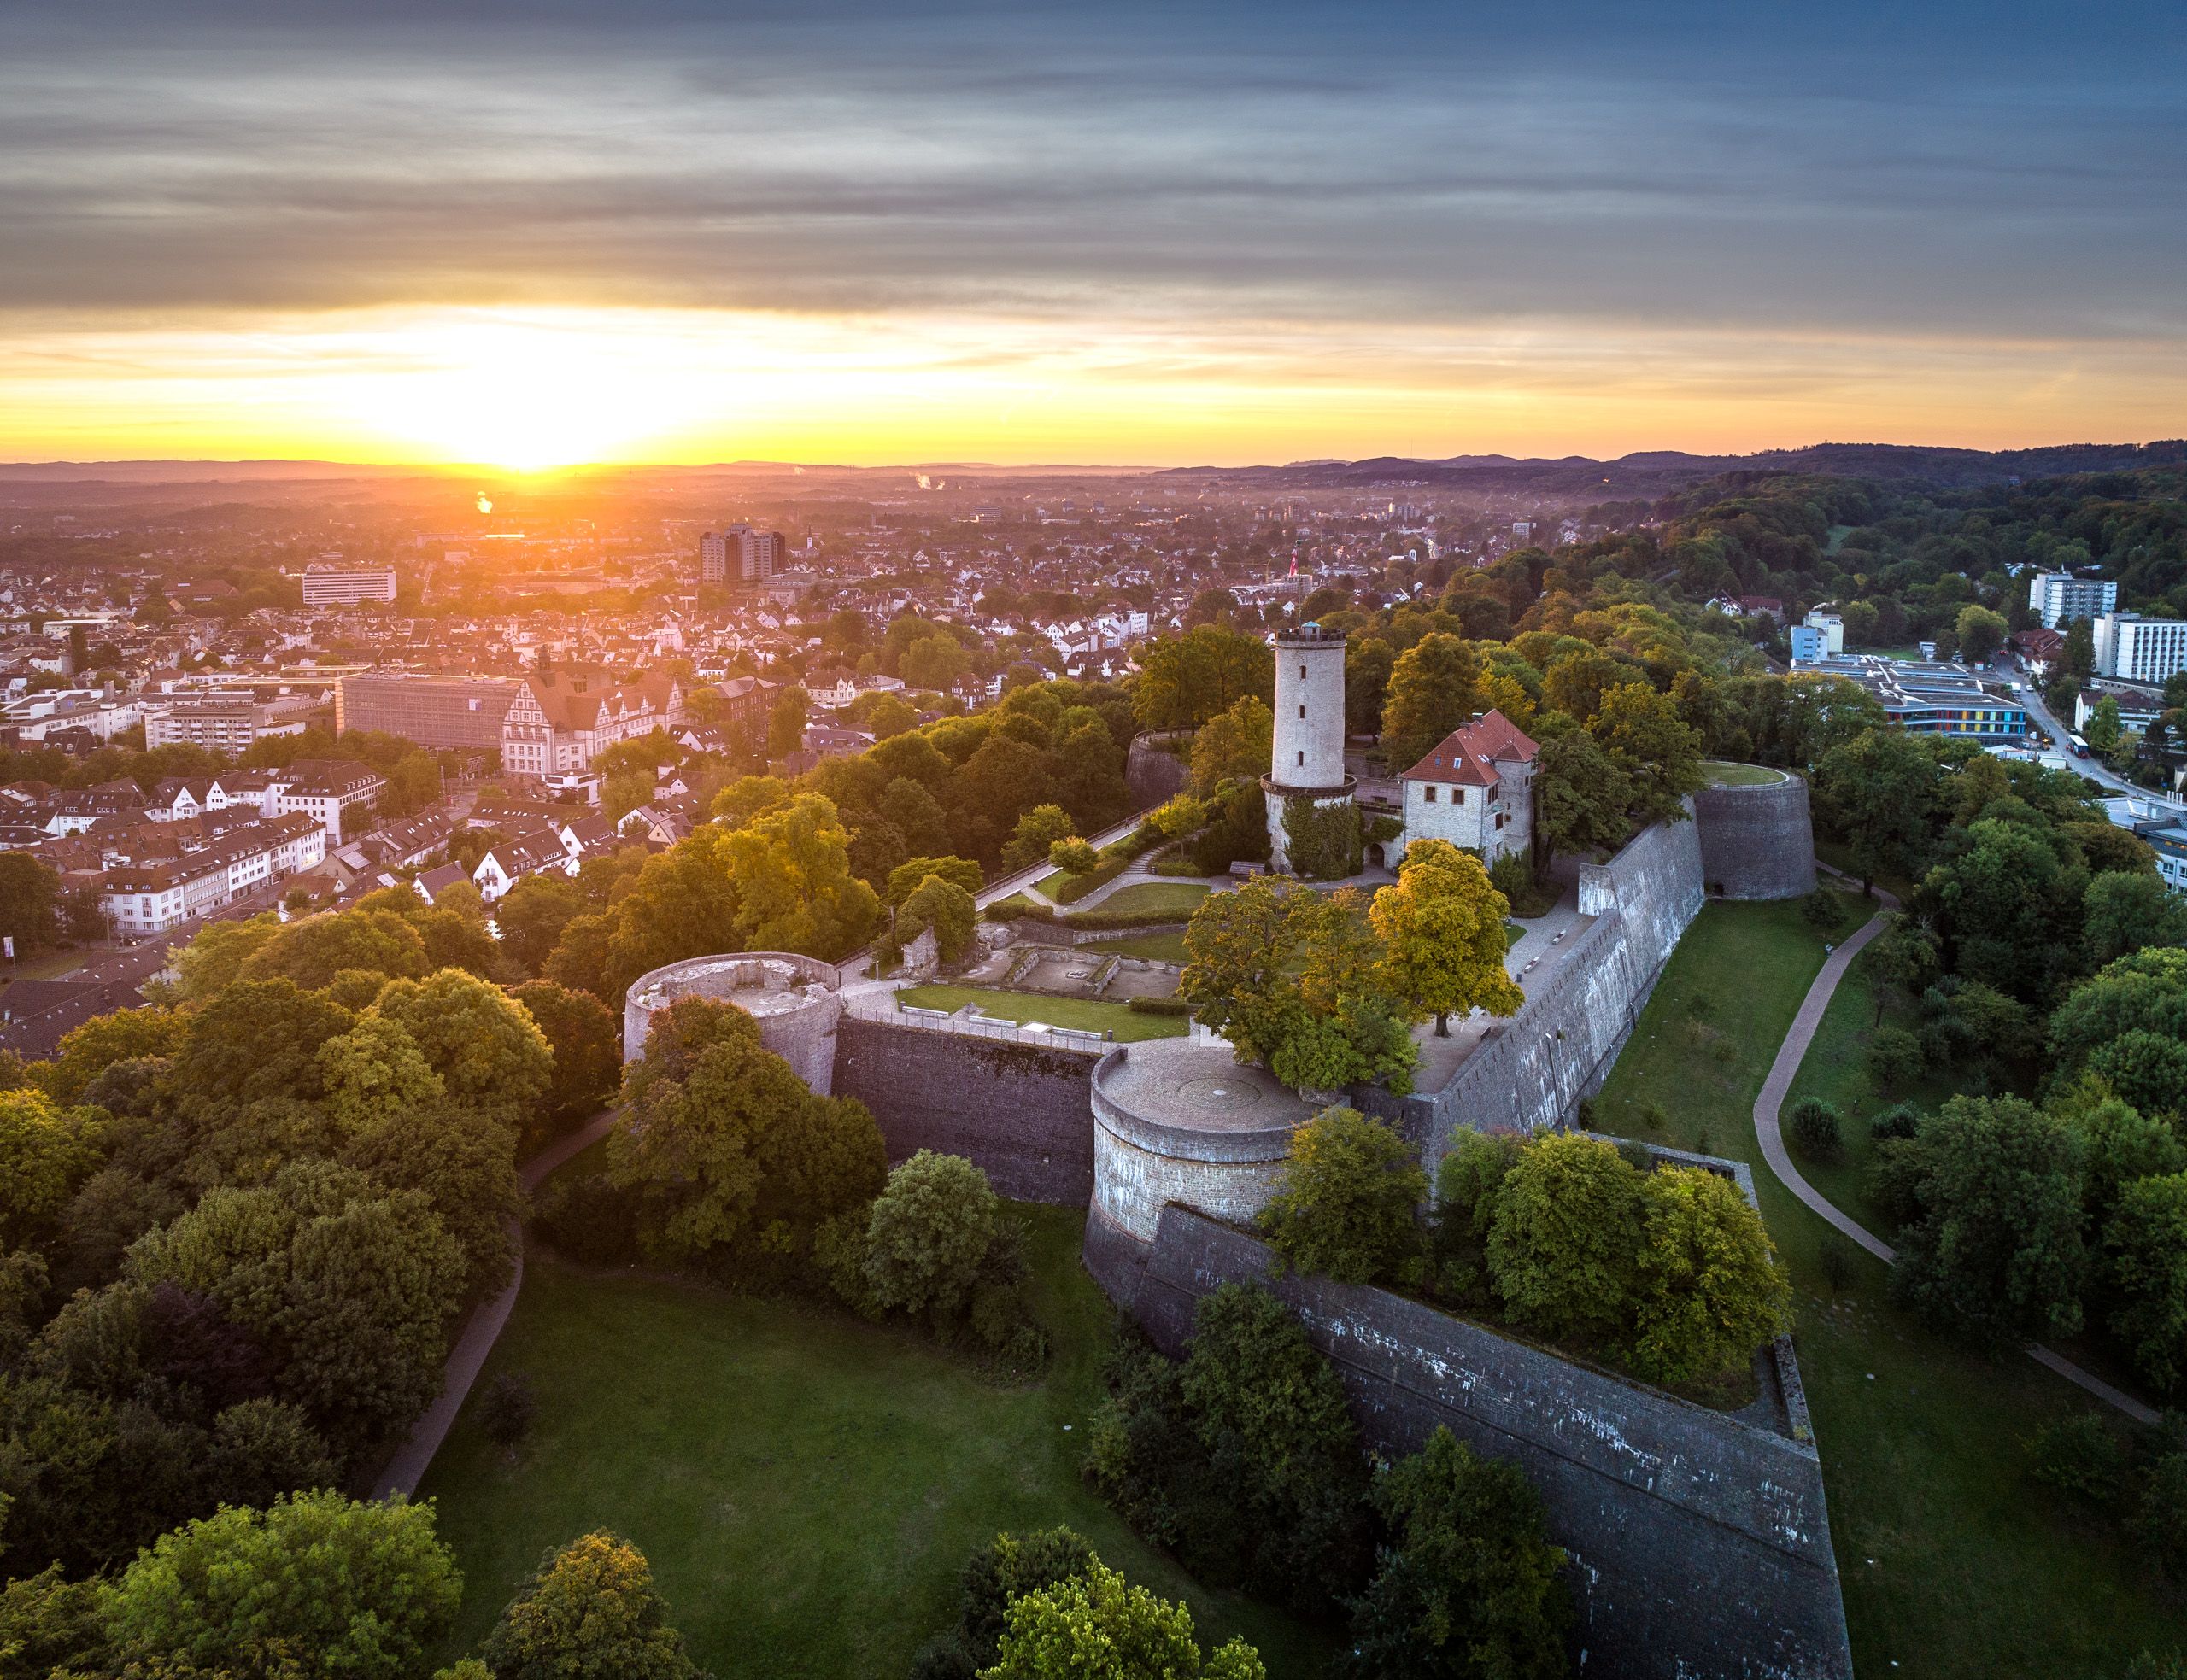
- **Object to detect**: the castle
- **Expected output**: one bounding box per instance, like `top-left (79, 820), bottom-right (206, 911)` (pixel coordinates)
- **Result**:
top-left (620, 677), bottom-right (1846, 1679)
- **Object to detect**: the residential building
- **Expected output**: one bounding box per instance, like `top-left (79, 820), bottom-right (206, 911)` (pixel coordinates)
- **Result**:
top-left (97, 814), bottom-right (327, 938)
top-left (336, 673), bottom-right (519, 749)
top-left (471, 828), bottom-right (574, 901)
top-left (301, 562), bottom-right (398, 606)
top-left (500, 669), bottom-right (686, 783)
top-left (143, 693), bottom-right (316, 752)
top-left (1392, 709), bottom-right (1539, 869)
top-left (2027, 571), bottom-right (2118, 629)
top-left (701, 524), bottom-right (786, 583)
top-left (2075, 684), bottom-right (2167, 738)
top-left (273, 759), bottom-right (388, 843)
top-left (2094, 613), bottom-right (2187, 685)
top-left (2009, 627), bottom-right (2067, 675)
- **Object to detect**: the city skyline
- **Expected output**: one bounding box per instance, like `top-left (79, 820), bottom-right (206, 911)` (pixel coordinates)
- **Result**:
top-left (3, 1), bottom-right (2182, 468)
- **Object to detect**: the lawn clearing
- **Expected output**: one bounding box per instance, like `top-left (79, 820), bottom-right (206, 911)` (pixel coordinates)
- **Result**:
top-left (1082, 929), bottom-right (1191, 963)
top-left (1089, 881), bottom-right (1214, 917)
top-left (894, 983), bottom-right (1185, 1040)
top-left (420, 1206), bottom-right (1335, 1678)
top-left (1700, 759), bottom-right (1788, 787)
top-left (1595, 899), bottom-right (2183, 1678)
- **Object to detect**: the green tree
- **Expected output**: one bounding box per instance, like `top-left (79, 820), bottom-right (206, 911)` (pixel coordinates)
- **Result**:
top-left (1486, 1133), bottom-right (1645, 1341)
top-left (1532, 729), bottom-right (1633, 864)
top-left (885, 853), bottom-right (983, 907)
top-left (0, 852), bottom-right (59, 953)
top-left (1956, 603), bottom-right (2008, 665)
top-left (479, 1531), bottom-right (707, 1680)
top-left (1132, 628), bottom-right (1275, 731)
top-left (1592, 682), bottom-right (1703, 826)
top-left (923, 1527), bottom-right (1097, 1677)
top-left (1882, 1095), bottom-right (2088, 1347)
top-left (0, 1564), bottom-right (108, 1677)
top-left (102, 1490), bottom-right (461, 1680)
top-left (1370, 840), bottom-right (1525, 1035)
top-left (987, 1557), bottom-right (1266, 1680)
top-left (1049, 837), bottom-right (1100, 875)
top-left (0, 1088), bottom-right (98, 1249)
top-left (1813, 729), bottom-right (1943, 892)
top-left (2105, 1172), bottom-right (2187, 1393)
top-left (1930, 818), bottom-right (2090, 1006)
top-left (2084, 695), bottom-right (2125, 755)
top-left (1258, 1108), bottom-right (1427, 1286)
top-left (902, 632), bottom-right (970, 693)
top-left (2049, 948), bottom-right (2187, 1113)
top-left (718, 792), bottom-right (880, 959)
top-left (1539, 647), bottom-right (1629, 726)
top-left (1001, 804), bottom-right (1078, 873)
top-left (1629, 1166), bottom-right (1791, 1385)
top-left (372, 968), bottom-right (553, 1127)
top-left (1191, 695), bottom-right (1275, 794)
top-left (1340, 1427), bottom-right (1569, 1680)
top-left (238, 909), bottom-right (428, 992)
top-left (40, 1005), bottom-right (187, 1105)
top-left (878, 776), bottom-right (953, 858)
top-left (894, 873), bottom-right (977, 965)
top-left (1380, 635), bottom-right (1483, 771)
top-left (2084, 870), bottom-right (2187, 969)
top-left (862, 1150), bottom-right (999, 1316)
top-left (2064, 617), bottom-right (2097, 682)
top-left (510, 980), bottom-right (622, 1144)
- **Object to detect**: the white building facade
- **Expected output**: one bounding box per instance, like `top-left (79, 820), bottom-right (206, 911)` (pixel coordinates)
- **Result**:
top-left (1392, 710), bottom-right (1539, 870)
top-left (2028, 572), bottom-right (2119, 629)
top-left (2095, 613), bottom-right (2187, 685)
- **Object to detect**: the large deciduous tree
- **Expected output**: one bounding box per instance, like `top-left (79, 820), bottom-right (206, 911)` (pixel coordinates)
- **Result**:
top-left (1369, 840), bottom-right (1524, 1036)
top-left (1131, 627), bottom-right (1276, 732)
top-left (1258, 1108), bottom-right (1427, 1286)
top-left (1379, 635), bottom-right (1483, 772)
top-left (479, 1531), bottom-right (707, 1680)
top-left (1191, 695), bottom-right (1275, 793)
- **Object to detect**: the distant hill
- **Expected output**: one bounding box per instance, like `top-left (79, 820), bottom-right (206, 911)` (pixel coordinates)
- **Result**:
top-left (1158, 440), bottom-right (2187, 496)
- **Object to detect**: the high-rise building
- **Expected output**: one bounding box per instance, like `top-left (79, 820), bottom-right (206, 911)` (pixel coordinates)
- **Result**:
top-left (300, 559), bottom-right (397, 606)
top-left (700, 524), bottom-right (785, 584)
top-left (2027, 571), bottom-right (2118, 629)
top-left (2094, 612), bottom-right (2187, 684)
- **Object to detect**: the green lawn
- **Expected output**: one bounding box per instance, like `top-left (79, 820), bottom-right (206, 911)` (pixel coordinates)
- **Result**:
top-left (1699, 759), bottom-right (1787, 787)
top-left (1089, 881), bottom-right (1214, 917)
top-left (419, 1207), bottom-right (1335, 1678)
top-left (894, 984), bottom-right (1185, 1041)
top-left (1082, 929), bottom-right (1191, 963)
top-left (1594, 899), bottom-right (2183, 1678)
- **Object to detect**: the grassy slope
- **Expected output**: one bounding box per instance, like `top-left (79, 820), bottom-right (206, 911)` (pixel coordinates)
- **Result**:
top-left (1594, 899), bottom-right (2181, 1678)
top-left (1093, 881), bottom-right (1213, 916)
top-left (1082, 929), bottom-right (1191, 963)
top-left (421, 1207), bottom-right (1337, 1679)
top-left (894, 984), bottom-right (1186, 1040)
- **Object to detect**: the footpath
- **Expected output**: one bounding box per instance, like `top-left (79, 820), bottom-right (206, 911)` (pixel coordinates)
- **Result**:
top-left (1752, 873), bottom-right (2160, 1428)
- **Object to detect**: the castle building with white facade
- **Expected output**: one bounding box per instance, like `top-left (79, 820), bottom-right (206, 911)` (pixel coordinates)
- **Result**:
top-left (1391, 709), bottom-right (1539, 869)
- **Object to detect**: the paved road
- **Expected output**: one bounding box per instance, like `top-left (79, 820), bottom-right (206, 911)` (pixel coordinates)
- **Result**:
top-left (373, 1107), bottom-right (621, 1500)
top-left (1753, 874), bottom-right (2161, 1427)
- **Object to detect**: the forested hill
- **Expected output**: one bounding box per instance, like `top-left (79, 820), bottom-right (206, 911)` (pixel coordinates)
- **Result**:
top-left (1160, 440), bottom-right (2187, 497)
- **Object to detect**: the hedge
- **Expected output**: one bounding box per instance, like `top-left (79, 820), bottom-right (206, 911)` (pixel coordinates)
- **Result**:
top-left (1127, 997), bottom-right (1192, 1016)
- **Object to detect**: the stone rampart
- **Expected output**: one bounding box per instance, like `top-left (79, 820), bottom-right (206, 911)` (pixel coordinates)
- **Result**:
top-left (1693, 775), bottom-right (1819, 900)
top-left (831, 1016), bottom-right (1102, 1203)
top-left (1102, 1205), bottom-right (1852, 1680)
top-left (1125, 731), bottom-right (1193, 807)
top-left (622, 951), bottom-right (844, 1093)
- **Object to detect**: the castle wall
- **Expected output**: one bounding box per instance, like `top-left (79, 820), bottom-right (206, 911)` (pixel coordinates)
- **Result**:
top-left (1693, 776), bottom-right (1819, 900)
top-left (1096, 1205), bottom-right (1852, 1680)
top-left (1354, 811), bottom-right (1707, 1179)
top-left (1125, 731), bottom-right (1193, 808)
top-left (623, 951), bottom-right (844, 1094)
top-left (832, 1016), bottom-right (1100, 1203)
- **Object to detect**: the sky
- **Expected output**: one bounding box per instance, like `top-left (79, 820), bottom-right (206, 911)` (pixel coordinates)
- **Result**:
top-left (1, 1), bottom-right (2182, 469)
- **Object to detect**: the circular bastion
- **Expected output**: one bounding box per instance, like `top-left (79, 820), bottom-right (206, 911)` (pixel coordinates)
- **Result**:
top-left (1086, 1035), bottom-right (1317, 1303)
top-left (1692, 765), bottom-right (1818, 901)
top-left (622, 951), bottom-right (844, 1095)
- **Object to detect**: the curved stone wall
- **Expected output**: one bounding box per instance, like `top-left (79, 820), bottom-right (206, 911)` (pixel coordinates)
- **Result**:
top-left (1124, 731), bottom-right (1193, 808)
top-left (623, 951), bottom-right (844, 1094)
top-left (1692, 773), bottom-right (1818, 901)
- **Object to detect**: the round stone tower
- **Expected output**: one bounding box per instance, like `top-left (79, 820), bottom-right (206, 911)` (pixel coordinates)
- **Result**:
top-left (1264, 623), bottom-right (1357, 875)
top-left (622, 951), bottom-right (844, 1094)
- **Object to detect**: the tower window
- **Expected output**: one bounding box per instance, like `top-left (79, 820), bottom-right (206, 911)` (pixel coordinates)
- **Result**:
top-left (1299, 664), bottom-right (1306, 679)
top-left (1298, 705), bottom-right (1305, 718)
top-left (1297, 750), bottom-right (1305, 766)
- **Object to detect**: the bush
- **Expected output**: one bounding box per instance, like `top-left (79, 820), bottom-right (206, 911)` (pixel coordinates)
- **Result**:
top-left (479, 1372), bottom-right (538, 1450)
top-left (918, 1526), bottom-right (1099, 1677)
top-left (1868, 1103), bottom-right (1921, 1141)
top-left (2024, 1413), bottom-right (2128, 1504)
top-left (1800, 888), bottom-right (1844, 935)
top-left (2132, 1452), bottom-right (2187, 1576)
top-left (1258, 1109), bottom-right (1428, 1287)
top-left (1785, 1098), bottom-right (1843, 1162)
top-left (534, 1171), bottom-right (645, 1267)
top-left (480, 1531), bottom-right (704, 1680)
top-left (863, 1151), bottom-right (1000, 1318)
top-left (1866, 1027), bottom-right (1926, 1095)
top-left (1126, 996), bottom-right (1191, 1016)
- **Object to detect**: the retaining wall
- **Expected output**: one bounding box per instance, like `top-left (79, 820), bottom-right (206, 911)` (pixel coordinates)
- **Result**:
top-left (830, 1016), bottom-right (1101, 1203)
top-left (1693, 776), bottom-right (1819, 900)
top-left (1354, 812), bottom-right (1706, 1179)
top-left (1095, 1205), bottom-right (1852, 1680)
top-left (1125, 731), bottom-right (1194, 807)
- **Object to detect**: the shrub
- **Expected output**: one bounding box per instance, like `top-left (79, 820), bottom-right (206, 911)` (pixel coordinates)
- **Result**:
top-left (479, 1371), bottom-right (538, 1450)
top-left (1785, 1098), bottom-right (1843, 1162)
top-left (1868, 1103), bottom-right (1921, 1141)
top-left (2024, 1413), bottom-right (2128, 1504)
top-left (533, 1171), bottom-right (645, 1267)
top-left (1866, 1027), bottom-right (1926, 1095)
top-left (1127, 996), bottom-right (1191, 1016)
top-left (863, 1150), bottom-right (1000, 1319)
top-left (2131, 1452), bottom-right (2187, 1576)
top-left (1258, 1109), bottom-right (1428, 1286)
top-left (1800, 888), bottom-right (1844, 935)
top-left (480, 1531), bottom-right (705, 1680)
top-left (916, 1526), bottom-right (1099, 1678)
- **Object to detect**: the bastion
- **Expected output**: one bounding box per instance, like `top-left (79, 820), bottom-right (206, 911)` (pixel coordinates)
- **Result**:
top-left (621, 951), bottom-right (844, 1094)
top-left (1692, 765), bottom-right (1819, 900)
